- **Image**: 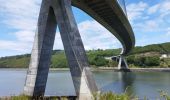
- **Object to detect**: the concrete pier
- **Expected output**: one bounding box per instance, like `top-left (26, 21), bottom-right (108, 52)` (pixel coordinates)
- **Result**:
top-left (24, 0), bottom-right (57, 96)
top-left (24, 0), bottom-right (98, 99)
top-left (118, 56), bottom-right (130, 71)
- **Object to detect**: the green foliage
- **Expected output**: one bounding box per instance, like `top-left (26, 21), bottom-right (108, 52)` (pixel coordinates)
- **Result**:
top-left (160, 43), bottom-right (170, 53)
top-left (1, 95), bottom-right (71, 100)
top-left (2, 95), bottom-right (29, 100)
top-left (0, 42), bottom-right (170, 68)
top-left (108, 60), bottom-right (118, 67)
top-left (127, 56), bottom-right (160, 67)
top-left (160, 58), bottom-right (170, 68)
top-left (144, 56), bottom-right (160, 66)
top-left (0, 55), bottom-right (30, 68)
top-left (88, 55), bottom-right (109, 67)
top-left (93, 92), bottom-right (130, 100)
top-left (0, 49), bottom-right (119, 68)
top-left (1, 91), bottom-right (170, 100)
top-left (94, 56), bottom-right (108, 66)
top-left (134, 57), bottom-right (145, 66)
top-left (88, 54), bottom-right (97, 65)
top-left (87, 49), bottom-right (121, 57)
top-left (159, 90), bottom-right (170, 100)
top-left (130, 42), bottom-right (170, 54)
top-left (93, 91), bottom-right (170, 100)
top-left (50, 51), bottom-right (68, 68)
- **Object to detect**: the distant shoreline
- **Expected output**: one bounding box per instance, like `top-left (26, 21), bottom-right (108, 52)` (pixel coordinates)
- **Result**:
top-left (1, 67), bottom-right (170, 72)
top-left (91, 67), bottom-right (170, 72)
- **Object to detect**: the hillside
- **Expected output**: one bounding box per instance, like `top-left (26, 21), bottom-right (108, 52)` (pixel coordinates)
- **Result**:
top-left (0, 42), bottom-right (170, 68)
top-left (130, 42), bottom-right (170, 54)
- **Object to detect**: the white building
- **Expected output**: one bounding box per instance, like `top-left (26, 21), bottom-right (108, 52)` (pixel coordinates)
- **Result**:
top-left (160, 54), bottom-right (170, 59)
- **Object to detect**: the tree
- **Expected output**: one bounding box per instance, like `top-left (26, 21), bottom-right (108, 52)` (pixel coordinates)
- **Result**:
top-left (94, 56), bottom-right (108, 67)
top-left (144, 56), bottom-right (160, 66)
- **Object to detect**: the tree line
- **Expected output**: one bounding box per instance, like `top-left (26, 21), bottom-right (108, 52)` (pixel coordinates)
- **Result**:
top-left (0, 42), bottom-right (170, 68)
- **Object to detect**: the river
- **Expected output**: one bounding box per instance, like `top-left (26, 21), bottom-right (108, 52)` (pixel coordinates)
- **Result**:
top-left (0, 69), bottom-right (170, 99)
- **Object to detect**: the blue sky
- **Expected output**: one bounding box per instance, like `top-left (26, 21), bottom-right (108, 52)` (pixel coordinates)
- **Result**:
top-left (0, 0), bottom-right (170, 57)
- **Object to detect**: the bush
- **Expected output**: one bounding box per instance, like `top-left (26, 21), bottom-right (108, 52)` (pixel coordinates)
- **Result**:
top-left (127, 55), bottom-right (161, 67)
top-left (108, 60), bottom-right (118, 67)
top-left (134, 57), bottom-right (146, 66)
top-left (127, 56), bottom-right (146, 67)
top-left (144, 56), bottom-right (160, 66)
top-left (94, 56), bottom-right (108, 67)
top-left (126, 55), bottom-right (135, 64)
top-left (88, 54), bottom-right (97, 65)
top-left (93, 92), bottom-right (130, 100)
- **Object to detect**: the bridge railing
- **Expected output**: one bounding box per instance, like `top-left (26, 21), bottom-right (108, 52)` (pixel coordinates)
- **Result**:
top-left (116, 0), bottom-right (127, 16)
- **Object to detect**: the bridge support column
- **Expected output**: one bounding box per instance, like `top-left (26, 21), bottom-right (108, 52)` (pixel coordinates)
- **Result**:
top-left (24, 0), bottom-right (98, 99)
top-left (54, 0), bottom-right (98, 99)
top-left (118, 56), bottom-right (130, 71)
top-left (23, 0), bottom-right (57, 96)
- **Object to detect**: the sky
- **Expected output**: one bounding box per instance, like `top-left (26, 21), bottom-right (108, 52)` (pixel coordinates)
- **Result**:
top-left (0, 0), bottom-right (170, 57)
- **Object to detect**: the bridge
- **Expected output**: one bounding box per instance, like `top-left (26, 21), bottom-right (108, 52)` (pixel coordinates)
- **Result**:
top-left (72, 0), bottom-right (135, 55)
top-left (23, 0), bottom-right (135, 99)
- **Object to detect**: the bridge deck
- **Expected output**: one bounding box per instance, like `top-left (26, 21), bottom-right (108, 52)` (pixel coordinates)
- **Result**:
top-left (72, 0), bottom-right (135, 55)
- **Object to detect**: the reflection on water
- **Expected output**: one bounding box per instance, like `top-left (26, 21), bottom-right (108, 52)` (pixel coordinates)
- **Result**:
top-left (100, 72), bottom-right (136, 96)
top-left (0, 69), bottom-right (170, 99)
top-left (118, 72), bottom-right (136, 96)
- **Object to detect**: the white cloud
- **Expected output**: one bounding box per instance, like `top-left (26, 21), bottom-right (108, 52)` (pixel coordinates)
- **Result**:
top-left (53, 20), bottom-right (121, 50)
top-left (78, 20), bottom-right (121, 50)
top-left (0, 0), bottom-right (121, 57)
top-left (126, 0), bottom-right (170, 47)
top-left (148, 4), bottom-right (160, 14)
top-left (127, 0), bottom-right (170, 33)
top-left (53, 32), bottom-right (64, 50)
top-left (1, 0), bottom-right (170, 57)
top-left (3, 18), bottom-right (37, 31)
top-left (0, 0), bottom-right (41, 56)
top-left (0, 19), bottom-right (121, 55)
top-left (0, 0), bottom-right (40, 18)
top-left (14, 31), bottom-right (35, 42)
top-left (166, 28), bottom-right (170, 36)
top-left (0, 40), bottom-right (32, 52)
top-left (147, 0), bottom-right (170, 17)
top-left (127, 1), bottom-right (148, 22)
top-left (134, 20), bottom-right (159, 32)
top-left (159, 1), bottom-right (170, 17)
top-left (0, 0), bottom-right (40, 31)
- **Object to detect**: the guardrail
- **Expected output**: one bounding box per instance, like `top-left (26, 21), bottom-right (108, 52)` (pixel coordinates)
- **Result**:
top-left (117, 0), bottom-right (127, 16)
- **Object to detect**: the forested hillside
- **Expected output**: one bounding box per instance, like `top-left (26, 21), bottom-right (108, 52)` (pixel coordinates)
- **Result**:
top-left (0, 42), bottom-right (170, 68)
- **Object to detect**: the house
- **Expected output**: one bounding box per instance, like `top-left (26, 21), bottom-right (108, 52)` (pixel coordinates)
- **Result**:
top-left (160, 54), bottom-right (170, 59)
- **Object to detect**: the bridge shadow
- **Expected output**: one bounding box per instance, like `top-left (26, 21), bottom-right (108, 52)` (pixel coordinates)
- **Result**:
top-left (100, 72), bottom-right (136, 97)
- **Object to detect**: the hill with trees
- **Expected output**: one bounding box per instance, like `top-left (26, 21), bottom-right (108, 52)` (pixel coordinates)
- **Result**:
top-left (0, 42), bottom-right (170, 68)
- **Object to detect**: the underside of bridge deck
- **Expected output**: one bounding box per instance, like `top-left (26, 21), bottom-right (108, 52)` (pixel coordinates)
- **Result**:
top-left (72, 0), bottom-right (135, 55)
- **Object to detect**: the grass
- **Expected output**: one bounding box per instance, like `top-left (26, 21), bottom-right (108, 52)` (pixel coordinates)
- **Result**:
top-left (1, 91), bottom-right (170, 100)
top-left (1, 95), bottom-right (75, 100)
top-left (93, 92), bottom-right (130, 100)
top-left (1, 95), bottom-right (29, 100)
top-left (159, 90), bottom-right (170, 100)
top-left (93, 91), bottom-right (170, 100)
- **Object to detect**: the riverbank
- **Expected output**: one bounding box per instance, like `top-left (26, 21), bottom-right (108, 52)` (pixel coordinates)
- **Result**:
top-left (1, 91), bottom-right (170, 100)
top-left (1, 67), bottom-right (170, 72)
top-left (91, 67), bottom-right (170, 72)
top-left (0, 95), bottom-right (77, 100)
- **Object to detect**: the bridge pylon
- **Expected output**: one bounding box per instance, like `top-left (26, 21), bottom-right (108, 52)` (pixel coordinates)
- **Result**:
top-left (118, 55), bottom-right (130, 71)
top-left (23, 0), bottom-right (98, 99)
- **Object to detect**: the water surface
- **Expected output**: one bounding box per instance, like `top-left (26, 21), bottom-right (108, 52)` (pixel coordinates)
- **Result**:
top-left (0, 69), bottom-right (170, 99)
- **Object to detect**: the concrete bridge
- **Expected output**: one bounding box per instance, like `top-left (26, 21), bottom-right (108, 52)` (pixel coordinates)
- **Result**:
top-left (23, 0), bottom-right (135, 99)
